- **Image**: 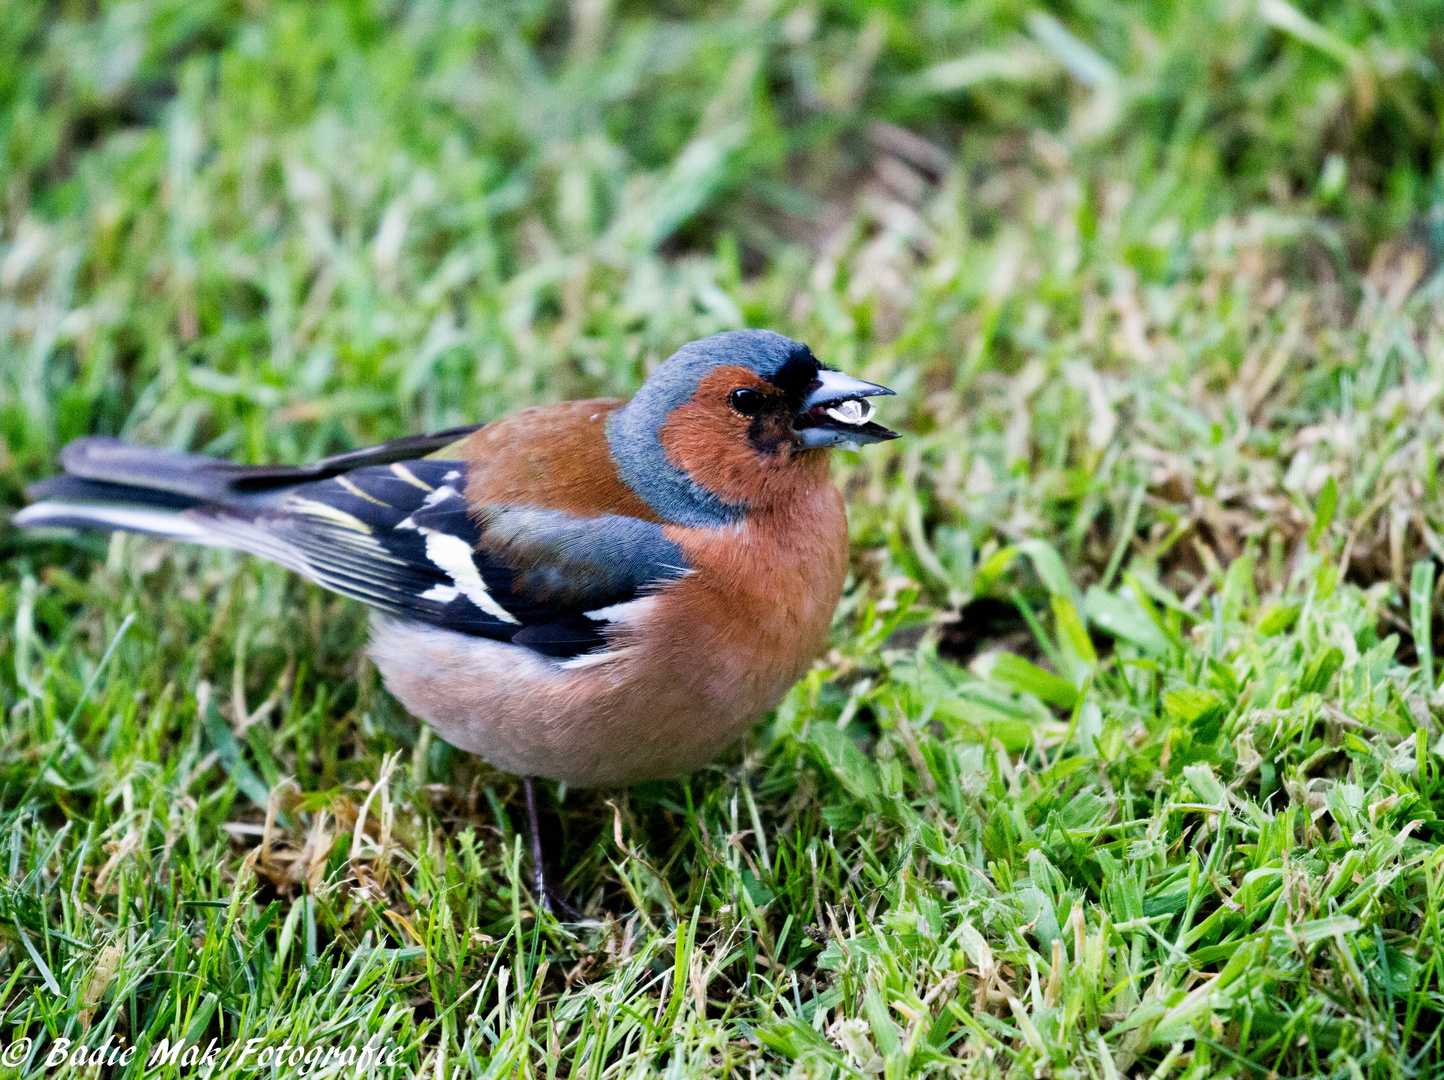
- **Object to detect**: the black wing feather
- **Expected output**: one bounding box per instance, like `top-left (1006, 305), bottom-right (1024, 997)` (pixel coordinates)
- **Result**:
top-left (197, 460), bottom-right (686, 658)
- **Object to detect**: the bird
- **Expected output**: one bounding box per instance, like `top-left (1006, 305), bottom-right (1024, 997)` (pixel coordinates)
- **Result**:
top-left (14, 329), bottom-right (898, 910)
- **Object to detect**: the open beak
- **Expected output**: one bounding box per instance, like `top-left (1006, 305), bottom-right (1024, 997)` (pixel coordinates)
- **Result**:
top-left (793, 370), bottom-right (900, 450)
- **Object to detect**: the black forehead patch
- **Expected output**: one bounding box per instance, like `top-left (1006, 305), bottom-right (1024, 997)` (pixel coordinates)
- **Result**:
top-left (766, 346), bottom-right (821, 404)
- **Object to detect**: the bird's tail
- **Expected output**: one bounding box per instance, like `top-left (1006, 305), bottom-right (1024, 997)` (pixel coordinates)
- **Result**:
top-left (13, 488), bottom-right (228, 543)
top-left (13, 426), bottom-right (482, 545)
top-left (15, 439), bottom-right (250, 545)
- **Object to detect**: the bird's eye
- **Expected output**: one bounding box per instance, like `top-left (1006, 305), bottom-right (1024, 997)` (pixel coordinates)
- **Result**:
top-left (729, 388), bottom-right (764, 416)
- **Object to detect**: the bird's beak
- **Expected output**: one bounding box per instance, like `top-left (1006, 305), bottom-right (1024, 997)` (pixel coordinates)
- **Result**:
top-left (793, 370), bottom-right (900, 450)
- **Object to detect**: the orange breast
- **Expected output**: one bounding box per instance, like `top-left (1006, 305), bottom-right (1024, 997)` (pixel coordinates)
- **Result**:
top-left (641, 453), bottom-right (848, 716)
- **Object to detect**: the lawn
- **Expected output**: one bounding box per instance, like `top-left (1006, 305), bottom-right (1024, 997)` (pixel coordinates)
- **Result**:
top-left (3, 1), bottom-right (1444, 1076)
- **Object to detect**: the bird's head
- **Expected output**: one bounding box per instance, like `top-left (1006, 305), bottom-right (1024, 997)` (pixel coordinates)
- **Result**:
top-left (608, 330), bottom-right (898, 527)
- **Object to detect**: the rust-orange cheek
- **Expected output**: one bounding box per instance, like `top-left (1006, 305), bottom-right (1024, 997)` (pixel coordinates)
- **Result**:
top-left (656, 367), bottom-right (793, 507)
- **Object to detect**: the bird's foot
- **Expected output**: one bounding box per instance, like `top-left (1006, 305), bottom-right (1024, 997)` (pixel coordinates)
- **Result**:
top-left (533, 864), bottom-right (586, 921)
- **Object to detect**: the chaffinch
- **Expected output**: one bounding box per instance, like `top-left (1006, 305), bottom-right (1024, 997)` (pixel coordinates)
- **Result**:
top-left (17, 330), bottom-right (897, 906)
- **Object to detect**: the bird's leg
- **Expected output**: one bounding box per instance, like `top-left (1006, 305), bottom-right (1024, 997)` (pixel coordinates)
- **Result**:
top-left (523, 775), bottom-right (549, 906)
top-left (522, 776), bottom-right (581, 918)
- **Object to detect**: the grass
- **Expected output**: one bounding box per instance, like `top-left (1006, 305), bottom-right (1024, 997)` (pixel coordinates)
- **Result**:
top-left (4, 0), bottom-right (1444, 1076)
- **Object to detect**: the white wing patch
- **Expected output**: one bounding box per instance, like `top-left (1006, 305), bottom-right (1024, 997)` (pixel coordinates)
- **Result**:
top-left (419, 522), bottom-right (520, 624)
top-left (302, 477), bottom-right (518, 625)
top-left (395, 485), bottom-right (461, 531)
top-left (584, 595), bottom-right (658, 624)
top-left (557, 647), bottom-right (632, 670)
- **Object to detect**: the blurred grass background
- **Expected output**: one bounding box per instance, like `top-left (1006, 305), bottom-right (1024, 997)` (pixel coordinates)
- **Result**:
top-left (5, 1), bottom-right (1444, 1076)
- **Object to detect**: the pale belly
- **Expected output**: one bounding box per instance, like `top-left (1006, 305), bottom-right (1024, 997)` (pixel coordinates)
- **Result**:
top-left (367, 609), bottom-right (818, 787)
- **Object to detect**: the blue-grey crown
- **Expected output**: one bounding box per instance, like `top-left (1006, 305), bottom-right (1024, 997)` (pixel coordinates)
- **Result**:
top-left (606, 330), bottom-right (814, 528)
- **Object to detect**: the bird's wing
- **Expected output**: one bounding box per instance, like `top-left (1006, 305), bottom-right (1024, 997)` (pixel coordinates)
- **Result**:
top-left (190, 459), bottom-right (687, 658)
